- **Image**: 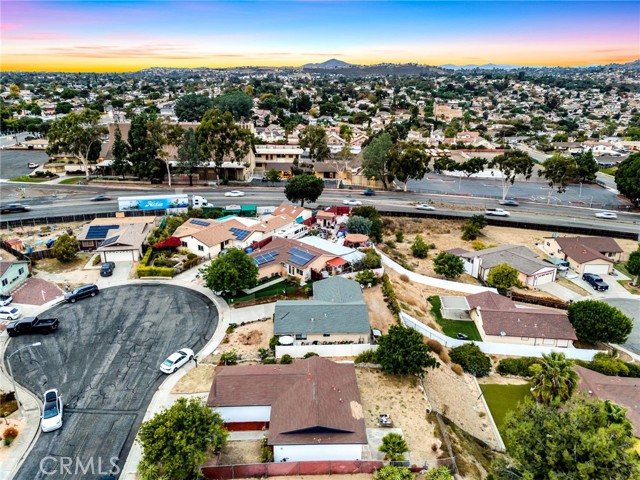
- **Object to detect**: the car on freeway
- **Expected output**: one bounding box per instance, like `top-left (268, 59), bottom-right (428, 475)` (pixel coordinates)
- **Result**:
top-left (362, 189), bottom-right (376, 196)
top-left (499, 199), bottom-right (520, 207)
top-left (64, 284), bottom-right (99, 303)
top-left (594, 211), bottom-right (618, 220)
top-left (343, 199), bottom-right (363, 206)
top-left (416, 204), bottom-right (436, 211)
top-left (91, 194), bottom-right (112, 202)
top-left (485, 208), bottom-right (510, 217)
top-left (100, 262), bottom-right (115, 277)
top-left (582, 273), bottom-right (609, 291)
top-left (0, 203), bottom-right (31, 214)
top-left (0, 294), bottom-right (12, 306)
top-left (224, 190), bottom-right (245, 197)
top-left (160, 348), bottom-right (194, 374)
top-left (41, 389), bottom-right (63, 432)
top-left (0, 306), bottom-right (21, 320)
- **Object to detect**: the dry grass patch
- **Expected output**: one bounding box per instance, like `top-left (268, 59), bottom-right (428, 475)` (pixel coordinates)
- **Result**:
top-left (217, 440), bottom-right (262, 465)
top-left (35, 253), bottom-right (92, 273)
top-left (172, 363), bottom-right (217, 394)
top-left (220, 320), bottom-right (273, 360)
top-left (363, 285), bottom-right (398, 334)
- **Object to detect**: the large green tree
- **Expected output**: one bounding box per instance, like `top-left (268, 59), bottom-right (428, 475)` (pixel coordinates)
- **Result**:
top-left (388, 140), bottom-right (430, 191)
top-left (574, 150), bottom-right (598, 183)
top-left (362, 132), bottom-right (394, 189)
top-left (284, 173), bottom-right (324, 207)
top-left (46, 109), bottom-right (105, 180)
top-left (529, 352), bottom-right (578, 406)
top-left (488, 150), bottom-right (534, 201)
top-left (486, 263), bottom-right (520, 293)
top-left (351, 206), bottom-right (383, 244)
top-left (346, 215), bottom-right (372, 235)
top-left (299, 125), bottom-right (331, 162)
top-left (213, 90), bottom-right (253, 121)
top-left (176, 128), bottom-right (205, 186)
top-left (627, 249), bottom-right (640, 286)
top-left (202, 248), bottom-right (258, 295)
top-left (433, 251), bottom-right (465, 279)
top-left (457, 156), bottom-right (487, 177)
top-left (567, 300), bottom-right (633, 344)
top-left (495, 396), bottom-right (639, 480)
top-left (127, 112), bottom-right (164, 180)
top-left (174, 93), bottom-right (213, 122)
top-left (137, 397), bottom-right (228, 480)
top-left (540, 152), bottom-right (577, 193)
top-left (615, 152), bottom-right (640, 207)
top-left (51, 233), bottom-right (79, 262)
top-left (376, 325), bottom-right (439, 376)
top-left (111, 125), bottom-right (129, 179)
top-left (196, 109), bottom-right (251, 181)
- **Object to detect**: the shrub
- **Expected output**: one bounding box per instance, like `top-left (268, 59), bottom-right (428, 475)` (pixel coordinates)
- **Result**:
top-left (51, 233), bottom-right (79, 262)
top-left (379, 432), bottom-right (409, 461)
top-left (260, 445), bottom-right (273, 463)
top-left (395, 230), bottom-right (404, 243)
top-left (362, 249), bottom-right (382, 269)
top-left (385, 240), bottom-right (397, 249)
top-left (399, 274), bottom-right (410, 282)
top-left (451, 364), bottom-right (464, 376)
top-left (589, 351), bottom-right (629, 376)
top-left (3, 427), bottom-right (18, 441)
top-left (269, 336), bottom-right (279, 352)
top-left (137, 265), bottom-right (175, 278)
top-left (426, 339), bottom-right (444, 355)
top-left (140, 248), bottom-right (153, 266)
top-left (449, 343), bottom-right (492, 377)
top-left (355, 269), bottom-right (379, 286)
top-left (280, 354), bottom-right (293, 365)
top-left (497, 357), bottom-right (541, 377)
top-left (438, 350), bottom-right (451, 364)
top-left (186, 253), bottom-right (197, 260)
top-left (623, 362), bottom-right (640, 378)
top-left (411, 235), bottom-right (429, 258)
top-left (355, 349), bottom-right (379, 364)
top-left (220, 351), bottom-right (239, 365)
top-left (92, 255), bottom-right (101, 266)
top-left (303, 352), bottom-right (319, 358)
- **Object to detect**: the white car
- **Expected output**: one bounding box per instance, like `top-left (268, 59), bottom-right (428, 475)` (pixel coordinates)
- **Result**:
top-left (41, 389), bottom-right (63, 432)
top-left (595, 211), bottom-right (618, 220)
top-left (0, 306), bottom-right (21, 320)
top-left (485, 208), bottom-right (510, 217)
top-left (160, 348), bottom-right (194, 374)
top-left (224, 190), bottom-right (245, 197)
top-left (416, 204), bottom-right (436, 211)
top-left (0, 295), bottom-right (12, 307)
top-left (343, 199), bottom-right (362, 206)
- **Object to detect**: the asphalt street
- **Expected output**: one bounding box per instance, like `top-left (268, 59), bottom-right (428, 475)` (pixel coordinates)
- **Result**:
top-left (0, 149), bottom-right (49, 179)
top-left (6, 284), bottom-right (218, 479)
top-left (600, 298), bottom-right (640, 356)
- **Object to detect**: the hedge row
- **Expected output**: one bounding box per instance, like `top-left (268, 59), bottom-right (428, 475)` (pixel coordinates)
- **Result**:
top-left (497, 357), bottom-right (541, 377)
top-left (381, 273), bottom-right (400, 320)
top-left (137, 247), bottom-right (175, 278)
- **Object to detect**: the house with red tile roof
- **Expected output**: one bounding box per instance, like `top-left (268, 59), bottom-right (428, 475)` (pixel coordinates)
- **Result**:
top-left (207, 356), bottom-right (367, 462)
top-left (541, 236), bottom-right (623, 275)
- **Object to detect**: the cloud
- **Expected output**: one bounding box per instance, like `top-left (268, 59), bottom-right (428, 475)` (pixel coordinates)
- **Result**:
top-left (2, 31), bottom-right (77, 41)
top-left (302, 52), bottom-right (344, 56)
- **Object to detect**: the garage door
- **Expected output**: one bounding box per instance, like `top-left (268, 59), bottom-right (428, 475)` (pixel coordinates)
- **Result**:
top-left (583, 264), bottom-right (610, 275)
top-left (103, 250), bottom-right (136, 262)
top-left (533, 272), bottom-right (555, 286)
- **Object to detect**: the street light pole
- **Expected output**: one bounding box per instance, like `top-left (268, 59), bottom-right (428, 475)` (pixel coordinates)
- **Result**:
top-left (6, 342), bottom-right (41, 418)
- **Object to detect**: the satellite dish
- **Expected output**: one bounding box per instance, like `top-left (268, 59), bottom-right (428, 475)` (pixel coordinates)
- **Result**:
top-left (279, 336), bottom-right (294, 345)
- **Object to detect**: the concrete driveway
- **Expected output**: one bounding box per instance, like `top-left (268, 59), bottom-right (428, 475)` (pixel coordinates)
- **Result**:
top-left (600, 297), bottom-right (640, 356)
top-left (6, 284), bottom-right (218, 480)
top-left (95, 261), bottom-right (133, 287)
top-left (538, 281), bottom-right (584, 302)
top-left (567, 273), bottom-right (631, 299)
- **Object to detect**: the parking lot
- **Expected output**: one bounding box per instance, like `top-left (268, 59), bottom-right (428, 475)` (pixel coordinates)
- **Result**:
top-left (6, 284), bottom-right (218, 479)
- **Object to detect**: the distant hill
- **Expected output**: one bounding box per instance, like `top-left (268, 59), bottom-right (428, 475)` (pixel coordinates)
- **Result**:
top-left (302, 58), bottom-right (353, 68)
top-left (440, 63), bottom-right (530, 71)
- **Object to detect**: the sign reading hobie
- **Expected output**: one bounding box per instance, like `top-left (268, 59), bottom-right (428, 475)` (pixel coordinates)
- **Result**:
top-left (118, 195), bottom-right (189, 211)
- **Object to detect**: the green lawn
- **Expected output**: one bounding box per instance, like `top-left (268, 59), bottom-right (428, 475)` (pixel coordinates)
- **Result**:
top-left (598, 167), bottom-right (617, 176)
top-left (59, 177), bottom-right (87, 184)
top-left (428, 296), bottom-right (482, 341)
top-left (9, 175), bottom-right (49, 183)
top-left (223, 279), bottom-right (301, 303)
top-left (482, 383), bottom-right (531, 434)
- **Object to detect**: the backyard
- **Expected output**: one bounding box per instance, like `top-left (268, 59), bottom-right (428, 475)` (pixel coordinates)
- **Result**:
top-left (428, 296), bottom-right (482, 341)
top-left (480, 383), bottom-right (531, 434)
top-left (223, 278), bottom-right (308, 306)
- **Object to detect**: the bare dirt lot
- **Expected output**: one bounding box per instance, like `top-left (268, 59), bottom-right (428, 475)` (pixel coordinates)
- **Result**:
top-left (218, 439), bottom-right (263, 465)
top-left (220, 319), bottom-right (273, 360)
top-left (363, 286), bottom-right (398, 334)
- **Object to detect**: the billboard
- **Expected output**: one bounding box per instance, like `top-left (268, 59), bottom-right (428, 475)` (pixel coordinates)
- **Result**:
top-left (118, 195), bottom-right (189, 211)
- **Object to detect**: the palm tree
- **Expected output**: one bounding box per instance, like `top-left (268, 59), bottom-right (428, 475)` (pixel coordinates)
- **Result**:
top-left (529, 352), bottom-right (578, 406)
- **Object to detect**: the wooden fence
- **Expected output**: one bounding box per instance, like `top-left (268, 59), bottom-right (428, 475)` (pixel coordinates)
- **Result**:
top-left (201, 460), bottom-right (384, 479)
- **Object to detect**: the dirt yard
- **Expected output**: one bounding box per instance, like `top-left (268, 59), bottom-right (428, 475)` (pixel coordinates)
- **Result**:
top-left (220, 319), bottom-right (273, 360)
top-left (218, 439), bottom-right (263, 465)
top-left (172, 364), bottom-right (217, 394)
top-left (363, 286), bottom-right (398, 334)
top-left (356, 368), bottom-right (443, 465)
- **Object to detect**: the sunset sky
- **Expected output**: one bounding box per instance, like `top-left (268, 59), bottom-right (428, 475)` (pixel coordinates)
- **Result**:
top-left (2, 1), bottom-right (639, 72)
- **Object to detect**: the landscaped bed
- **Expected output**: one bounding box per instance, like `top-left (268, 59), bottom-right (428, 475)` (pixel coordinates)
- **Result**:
top-left (223, 279), bottom-right (308, 306)
top-left (480, 383), bottom-right (531, 434)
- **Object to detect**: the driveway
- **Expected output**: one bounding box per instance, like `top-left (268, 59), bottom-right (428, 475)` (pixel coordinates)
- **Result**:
top-left (537, 281), bottom-right (584, 302)
top-left (600, 297), bottom-right (640, 356)
top-left (6, 284), bottom-right (218, 479)
top-left (567, 273), bottom-right (631, 298)
top-left (95, 261), bottom-right (133, 287)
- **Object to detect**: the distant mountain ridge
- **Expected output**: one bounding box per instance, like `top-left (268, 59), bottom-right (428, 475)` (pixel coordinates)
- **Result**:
top-left (302, 58), bottom-right (352, 68)
top-left (440, 63), bottom-right (536, 70)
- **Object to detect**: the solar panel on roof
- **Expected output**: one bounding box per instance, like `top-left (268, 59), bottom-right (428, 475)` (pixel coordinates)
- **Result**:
top-left (289, 255), bottom-right (308, 266)
top-left (190, 219), bottom-right (210, 227)
top-left (230, 227), bottom-right (250, 240)
top-left (86, 225), bottom-right (118, 239)
top-left (100, 235), bottom-right (119, 247)
top-left (288, 247), bottom-right (315, 262)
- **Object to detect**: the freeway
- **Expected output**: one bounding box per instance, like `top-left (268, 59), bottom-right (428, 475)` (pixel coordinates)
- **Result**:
top-left (1, 182), bottom-right (639, 237)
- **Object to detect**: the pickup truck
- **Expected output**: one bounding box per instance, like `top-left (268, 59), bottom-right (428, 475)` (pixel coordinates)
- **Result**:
top-left (7, 316), bottom-right (59, 337)
top-left (485, 208), bottom-right (510, 217)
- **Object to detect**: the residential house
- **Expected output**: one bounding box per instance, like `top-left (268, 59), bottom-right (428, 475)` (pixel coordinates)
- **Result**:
top-left (207, 356), bottom-right (367, 461)
top-left (0, 261), bottom-right (30, 295)
top-left (540, 236), bottom-right (623, 275)
top-left (467, 291), bottom-right (577, 347)
top-left (453, 245), bottom-right (557, 287)
top-left (297, 236), bottom-right (365, 275)
top-left (254, 145), bottom-right (303, 174)
top-left (77, 216), bottom-right (156, 251)
top-left (455, 132), bottom-right (481, 145)
top-left (95, 223), bottom-right (151, 262)
top-left (175, 217), bottom-right (265, 257)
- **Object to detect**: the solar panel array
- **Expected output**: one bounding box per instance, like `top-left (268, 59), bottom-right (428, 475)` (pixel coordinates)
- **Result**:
top-left (230, 227), bottom-right (251, 241)
top-left (253, 251), bottom-right (279, 266)
top-left (100, 235), bottom-right (119, 247)
top-left (287, 247), bottom-right (315, 262)
top-left (190, 219), bottom-right (210, 227)
top-left (86, 225), bottom-right (118, 239)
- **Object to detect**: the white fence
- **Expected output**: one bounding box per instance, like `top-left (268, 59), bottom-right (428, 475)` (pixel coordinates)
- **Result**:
top-left (400, 312), bottom-right (602, 361)
top-left (378, 250), bottom-right (497, 295)
top-left (276, 343), bottom-right (377, 359)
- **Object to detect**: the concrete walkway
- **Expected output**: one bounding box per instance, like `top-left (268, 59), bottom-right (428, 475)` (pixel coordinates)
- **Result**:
top-left (537, 281), bottom-right (584, 302)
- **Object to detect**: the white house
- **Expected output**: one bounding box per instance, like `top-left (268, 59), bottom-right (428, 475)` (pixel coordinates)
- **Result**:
top-left (0, 261), bottom-right (30, 295)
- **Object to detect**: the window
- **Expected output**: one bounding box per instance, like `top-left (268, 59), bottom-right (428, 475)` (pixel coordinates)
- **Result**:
top-left (198, 245), bottom-right (204, 252)
top-left (295, 334), bottom-right (307, 340)
top-left (546, 241), bottom-right (550, 247)
top-left (18, 268), bottom-right (24, 275)
top-left (323, 333), bottom-right (331, 337)
top-left (557, 249), bottom-right (561, 253)
top-left (181, 241), bottom-right (187, 247)
top-left (1, 279), bottom-right (7, 287)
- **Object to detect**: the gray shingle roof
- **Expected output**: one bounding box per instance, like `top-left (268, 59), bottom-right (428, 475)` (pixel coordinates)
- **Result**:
top-left (459, 245), bottom-right (550, 275)
top-left (313, 276), bottom-right (363, 303)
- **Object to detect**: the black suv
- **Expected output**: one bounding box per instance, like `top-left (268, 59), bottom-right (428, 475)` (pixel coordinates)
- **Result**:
top-left (582, 273), bottom-right (609, 291)
top-left (64, 284), bottom-right (99, 303)
top-left (100, 262), bottom-right (115, 277)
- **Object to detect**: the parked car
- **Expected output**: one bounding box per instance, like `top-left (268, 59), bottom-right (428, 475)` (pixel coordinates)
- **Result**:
top-left (499, 199), bottom-right (520, 207)
top-left (362, 189), bottom-right (376, 196)
top-left (595, 211), bottom-right (618, 220)
top-left (64, 284), bottom-right (99, 303)
top-left (224, 190), bottom-right (245, 197)
top-left (343, 199), bottom-right (362, 206)
top-left (0, 306), bottom-right (21, 320)
top-left (0, 294), bottom-right (12, 306)
top-left (100, 262), bottom-right (115, 277)
top-left (0, 203), bottom-right (31, 214)
top-left (41, 389), bottom-right (63, 432)
top-left (7, 316), bottom-right (59, 337)
top-left (485, 208), bottom-right (510, 217)
top-left (582, 273), bottom-right (609, 291)
top-left (91, 194), bottom-right (112, 202)
top-left (416, 204), bottom-right (436, 211)
top-left (160, 348), bottom-right (194, 374)
top-left (456, 333), bottom-right (469, 340)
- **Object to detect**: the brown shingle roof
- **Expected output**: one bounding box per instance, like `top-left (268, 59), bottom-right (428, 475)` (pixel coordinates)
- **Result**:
top-left (576, 365), bottom-right (640, 438)
top-left (191, 223), bottom-right (237, 247)
top-left (553, 236), bottom-right (622, 264)
top-left (478, 307), bottom-right (577, 341)
top-left (250, 236), bottom-right (331, 269)
top-left (208, 357), bottom-right (367, 446)
top-left (467, 291), bottom-right (515, 310)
